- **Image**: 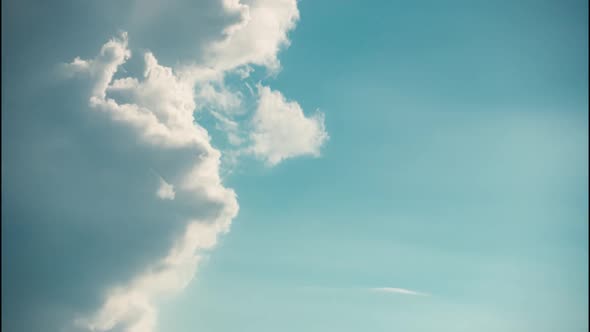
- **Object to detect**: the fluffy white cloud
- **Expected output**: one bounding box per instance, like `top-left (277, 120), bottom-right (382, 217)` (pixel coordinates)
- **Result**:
top-left (249, 85), bottom-right (328, 165)
top-left (62, 1), bottom-right (327, 330)
top-left (75, 221), bottom-right (228, 332)
top-left (206, 0), bottom-right (300, 72)
top-left (63, 32), bottom-right (131, 100)
top-left (65, 33), bottom-right (211, 150)
top-left (65, 33), bottom-right (238, 332)
top-left (175, 0), bottom-right (324, 164)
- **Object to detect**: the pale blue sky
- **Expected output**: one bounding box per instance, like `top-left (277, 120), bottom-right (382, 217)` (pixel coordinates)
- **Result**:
top-left (2, 1), bottom-right (588, 332)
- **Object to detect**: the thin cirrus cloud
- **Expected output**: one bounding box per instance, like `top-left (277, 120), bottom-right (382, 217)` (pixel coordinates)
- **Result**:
top-left (370, 287), bottom-right (430, 297)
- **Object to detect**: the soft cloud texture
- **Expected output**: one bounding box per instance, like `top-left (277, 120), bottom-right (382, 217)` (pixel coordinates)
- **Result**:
top-left (156, 178), bottom-right (175, 200)
top-left (75, 222), bottom-right (226, 332)
top-left (64, 33), bottom-right (238, 332)
top-left (65, 34), bottom-right (212, 150)
top-left (206, 0), bottom-right (300, 72)
top-left (249, 85), bottom-right (328, 165)
top-left (370, 288), bottom-right (430, 297)
top-left (58, 0), bottom-right (326, 330)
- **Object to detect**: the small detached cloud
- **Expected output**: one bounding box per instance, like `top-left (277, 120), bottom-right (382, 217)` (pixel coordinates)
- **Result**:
top-left (156, 177), bottom-right (175, 200)
top-left (370, 287), bottom-right (430, 297)
top-left (248, 85), bottom-right (328, 166)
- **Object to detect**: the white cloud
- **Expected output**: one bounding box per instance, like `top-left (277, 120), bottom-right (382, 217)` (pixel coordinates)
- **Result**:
top-left (174, 0), bottom-right (326, 167)
top-left (63, 32), bottom-right (131, 100)
top-left (65, 33), bottom-right (238, 332)
top-left (61, 0), bottom-right (326, 330)
top-left (195, 82), bottom-right (242, 112)
top-left (65, 33), bottom-right (211, 150)
top-left (75, 221), bottom-right (226, 332)
top-left (249, 85), bottom-right (328, 165)
top-left (156, 178), bottom-right (175, 200)
top-left (370, 287), bottom-right (430, 297)
top-left (206, 0), bottom-right (300, 72)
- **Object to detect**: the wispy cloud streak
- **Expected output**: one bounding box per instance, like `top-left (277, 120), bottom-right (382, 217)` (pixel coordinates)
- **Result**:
top-left (370, 287), bottom-right (430, 296)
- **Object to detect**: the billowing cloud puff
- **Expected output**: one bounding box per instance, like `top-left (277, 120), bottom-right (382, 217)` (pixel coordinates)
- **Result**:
top-left (206, 0), bottom-right (300, 72)
top-left (65, 33), bottom-right (211, 150)
top-left (75, 222), bottom-right (226, 332)
top-left (249, 85), bottom-right (329, 165)
top-left (64, 34), bottom-right (238, 332)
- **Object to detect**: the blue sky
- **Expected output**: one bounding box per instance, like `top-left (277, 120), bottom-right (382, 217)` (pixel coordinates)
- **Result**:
top-left (2, 1), bottom-right (588, 332)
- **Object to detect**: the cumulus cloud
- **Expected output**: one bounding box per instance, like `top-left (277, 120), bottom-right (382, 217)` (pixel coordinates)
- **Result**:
top-left (370, 287), bottom-right (430, 297)
top-left (4, 0), bottom-right (329, 331)
top-left (75, 222), bottom-right (225, 332)
top-left (64, 33), bottom-right (238, 332)
top-left (206, 0), bottom-right (300, 72)
top-left (64, 33), bottom-right (211, 150)
top-left (185, 0), bottom-right (317, 157)
top-left (249, 85), bottom-right (328, 165)
top-left (58, 1), bottom-right (327, 331)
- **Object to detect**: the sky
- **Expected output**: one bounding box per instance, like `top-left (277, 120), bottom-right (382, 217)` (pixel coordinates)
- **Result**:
top-left (1, 0), bottom-right (588, 332)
